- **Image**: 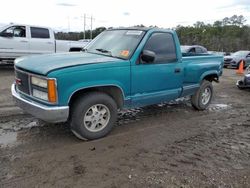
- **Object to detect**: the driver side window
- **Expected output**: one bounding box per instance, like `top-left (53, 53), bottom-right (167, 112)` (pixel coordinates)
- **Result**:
top-left (143, 32), bottom-right (177, 63)
top-left (3, 26), bottom-right (26, 38)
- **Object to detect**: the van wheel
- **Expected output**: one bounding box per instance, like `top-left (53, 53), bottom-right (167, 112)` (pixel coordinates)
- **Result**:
top-left (70, 92), bottom-right (117, 140)
top-left (191, 80), bottom-right (213, 110)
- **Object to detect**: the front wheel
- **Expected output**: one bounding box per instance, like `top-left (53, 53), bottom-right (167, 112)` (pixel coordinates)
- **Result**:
top-left (70, 92), bottom-right (117, 140)
top-left (191, 80), bottom-right (213, 110)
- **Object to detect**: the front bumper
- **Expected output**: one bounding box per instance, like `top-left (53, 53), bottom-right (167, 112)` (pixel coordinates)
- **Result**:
top-left (11, 84), bottom-right (69, 123)
top-left (236, 80), bottom-right (250, 89)
top-left (224, 61), bottom-right (237, 67)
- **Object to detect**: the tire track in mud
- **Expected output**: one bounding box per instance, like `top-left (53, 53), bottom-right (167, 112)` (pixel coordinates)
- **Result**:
top-left (0, 102), bottom-right (236, 185)
top-left (125, 113), bottom-right (250, 186)
top-left (0, 98), bottom-right (235, 156)
top-left (0, 100), bottom-right (229, 153)
top-left (0, 96), bottom-right (248, 186)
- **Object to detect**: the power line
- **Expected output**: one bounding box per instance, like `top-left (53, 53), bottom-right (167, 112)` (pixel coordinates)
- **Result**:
top-left (83, 14), bottom-right (94, 39)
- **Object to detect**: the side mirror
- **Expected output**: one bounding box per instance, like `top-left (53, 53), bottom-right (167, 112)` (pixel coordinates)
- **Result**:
top-left (0, 32), bottom-right (13, 38)
top-left (141, 50), bottom-right (156, 63)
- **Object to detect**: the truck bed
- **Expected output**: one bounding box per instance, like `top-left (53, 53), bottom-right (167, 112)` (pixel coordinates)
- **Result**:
top-left (180, 55), bottom-right (223, 96)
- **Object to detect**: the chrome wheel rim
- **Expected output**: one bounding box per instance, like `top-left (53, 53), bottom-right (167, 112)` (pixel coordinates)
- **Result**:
top-left (83, 104), bottom-right (110, 132)
top-left (201, 87), bottom-right (211, 105)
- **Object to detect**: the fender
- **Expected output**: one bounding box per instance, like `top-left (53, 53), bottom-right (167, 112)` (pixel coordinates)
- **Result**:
top-left (59, 80), bottom-right (129, 106)
top-left (67, 84), bottom-right (126, 104)
top-left (199, 70), bottom-right (219, 83)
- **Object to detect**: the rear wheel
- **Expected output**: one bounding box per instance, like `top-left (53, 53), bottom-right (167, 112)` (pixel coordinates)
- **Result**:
top-left (70, 92), bottom-right (117, 140)
top-left (191, 80), bottom-right (213, 110)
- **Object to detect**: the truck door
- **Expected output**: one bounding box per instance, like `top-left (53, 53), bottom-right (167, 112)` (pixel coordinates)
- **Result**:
top-left (29, 27), bottom-right (54, 54)
top-left (131, 32), bottom-right (183, 106)
top-left (0, 25), bottom-right (29, 58)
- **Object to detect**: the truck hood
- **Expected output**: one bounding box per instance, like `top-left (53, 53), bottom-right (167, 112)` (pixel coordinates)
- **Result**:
top-left (15, 52), bottom-right (123, 75)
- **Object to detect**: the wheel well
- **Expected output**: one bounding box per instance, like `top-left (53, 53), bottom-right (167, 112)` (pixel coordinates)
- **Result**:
top-left (69, 86), bottom-right (124, 109)
top-left (203, 74), bottom-right (219, 83)
top-left (69, 48), bottom-right (82, 52)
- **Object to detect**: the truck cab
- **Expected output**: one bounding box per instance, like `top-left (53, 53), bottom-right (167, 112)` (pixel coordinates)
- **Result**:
top-left (0, 24), bottom-right (55, 60)
top-left (0, 24), bottom-right (87, 63)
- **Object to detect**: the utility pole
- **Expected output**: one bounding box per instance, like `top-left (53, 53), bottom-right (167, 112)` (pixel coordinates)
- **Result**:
top-left (83, 14), bottom-right (94, 39)
top-left (83, 14), bottom-right (86, 39)
top-left (90, 15), bottom-right (93, 39)
top-left (67, 16), bottom-right (70, 32)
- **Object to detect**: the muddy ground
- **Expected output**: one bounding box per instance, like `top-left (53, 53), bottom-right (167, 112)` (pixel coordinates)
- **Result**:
top-left (0, 66), bottom-right (249, 188)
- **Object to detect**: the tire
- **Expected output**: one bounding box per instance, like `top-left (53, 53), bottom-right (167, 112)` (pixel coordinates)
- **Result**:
top-left (237, 80), bottom-right (245, 90)
top-left (191, 80), bottom-right (213, 110)
top-left (70, 92), bottom-right (117, 140)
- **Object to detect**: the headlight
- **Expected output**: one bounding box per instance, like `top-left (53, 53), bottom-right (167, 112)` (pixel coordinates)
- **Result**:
top-left (31, 76), bottom-right (57, 103)
top-left (31, 76), bottom-right (47, 88)
top-left (32, 89), bottom-right (48, 101)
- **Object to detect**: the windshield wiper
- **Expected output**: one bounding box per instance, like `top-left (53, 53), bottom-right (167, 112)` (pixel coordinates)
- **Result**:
top-left (95, 48), bottom-right (112, 56)
top-left (94, 48), bottom-right (124, 59)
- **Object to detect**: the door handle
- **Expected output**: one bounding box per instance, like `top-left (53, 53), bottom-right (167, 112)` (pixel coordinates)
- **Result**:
top-left (174, 68), bottom-right (181, 73)
top-left (20, 40), bottom-right (28, 43)
top-left (47, 42), bottom-right (53, 44)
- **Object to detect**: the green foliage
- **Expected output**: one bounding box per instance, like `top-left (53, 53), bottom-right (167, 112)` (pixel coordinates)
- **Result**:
top-left (176, 15), bottom-right (250, 52)
top-left (55, 15), bottom-right (249, 53)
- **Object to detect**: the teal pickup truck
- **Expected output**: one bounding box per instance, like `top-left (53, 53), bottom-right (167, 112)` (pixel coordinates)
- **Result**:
top-left (12, 27), bottom-right (223, 140)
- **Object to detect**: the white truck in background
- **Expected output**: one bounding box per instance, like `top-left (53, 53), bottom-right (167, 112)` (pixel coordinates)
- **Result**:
top-left (0, 24), bottom-right (89, 63)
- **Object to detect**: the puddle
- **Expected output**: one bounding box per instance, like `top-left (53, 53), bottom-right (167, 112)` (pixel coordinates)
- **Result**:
top-left (208, 104), bottom-right (232, 112)
top-left (0, 119), bottom-right (42, 132)
top-left (16, 121), bottom-right (41, 130)
top-left (0, 131), bottom-right (18, 148)
top-left (0, 119), bottom-right (44, 148)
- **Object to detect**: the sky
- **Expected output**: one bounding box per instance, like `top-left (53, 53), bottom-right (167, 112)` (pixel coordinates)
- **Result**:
top-left (0, 0), bottom-right (250, 32)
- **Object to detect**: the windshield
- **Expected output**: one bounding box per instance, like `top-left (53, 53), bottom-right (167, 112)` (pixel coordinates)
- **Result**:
top-left (180, 46), bottom-right (191, 53)
top-left (232, 51), bottom-right (249, 57)
top-left (86, 30), bottom-right (145, 59)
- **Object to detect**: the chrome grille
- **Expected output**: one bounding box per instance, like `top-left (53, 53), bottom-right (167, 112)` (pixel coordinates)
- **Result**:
top-left (224, 59), bottom-right (232, 62)
top-left (15, 69), bottom-right (30, 95)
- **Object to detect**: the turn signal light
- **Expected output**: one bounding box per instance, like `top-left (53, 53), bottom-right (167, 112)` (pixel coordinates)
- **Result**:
top-left (48, 79), bottom-right (57, 103)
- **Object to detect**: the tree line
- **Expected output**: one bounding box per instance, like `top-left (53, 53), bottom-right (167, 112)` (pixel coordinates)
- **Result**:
top-left (55, 27), bottom-right (106, 41)
top-left (176, 15), bottom-right (250, 52)
top-left (55, 15), bottom-right (250, 52)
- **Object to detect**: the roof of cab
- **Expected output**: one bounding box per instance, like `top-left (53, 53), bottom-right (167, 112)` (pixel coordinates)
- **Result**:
top-left (108, 27), bottom-right (152, 31)
top-left (108, 27), bottom-right (175, 34)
